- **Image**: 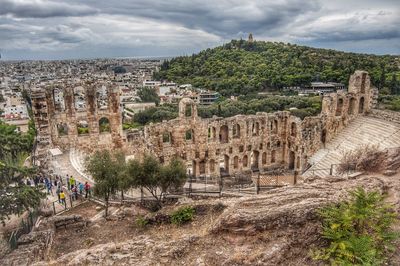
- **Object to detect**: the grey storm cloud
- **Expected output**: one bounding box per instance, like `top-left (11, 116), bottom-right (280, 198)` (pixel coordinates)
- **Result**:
top-left (73, 0), bottom-right (321, 36)
top-left (0, 0), bottom-right (398, 59)
top-left (0, 0), bottom-right (98, 18)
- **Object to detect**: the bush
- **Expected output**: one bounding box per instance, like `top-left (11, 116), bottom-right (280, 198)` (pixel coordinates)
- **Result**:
top-left (312, 188), bottom-right (398, 265)
top-left (135, 215), bottom-right (148, 228)
top-left (171, 206), bottom-right (195, 225)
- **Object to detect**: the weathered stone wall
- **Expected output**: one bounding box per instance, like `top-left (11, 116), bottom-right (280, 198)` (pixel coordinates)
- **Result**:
top-left (32, 71), bottom-right (376, 177)
top-left (368, 109), bottom-right (400, 124)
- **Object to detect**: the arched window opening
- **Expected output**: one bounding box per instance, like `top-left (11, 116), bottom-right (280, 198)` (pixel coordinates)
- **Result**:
top-left (209, 159), bottom-right (215, 173)
top-left (233, 156), bottom-right (239, 169)
top-left (77, 120), bottom-right (89, 135)
top-left (262, 152), bottom-right (267, 165)
top-left (57, 123), bottom-right (68, 136)
top-left (199, 161), bottom-right (206, 175)
top-left (252, 122), bottom-right (260, 136)
top-left (271, 150), bottom-right (276, 163)
top-left (348, 98), bottom-right (356, 115)
top-left (243, 155), bottom-right (248, 167)
top-left (291, 122), bottom-right (297, 137)
top-left (185, 104), bottom-right (192, 117)
top-left (163, 132), bottom-right (171, 143)
top-left (336, 98), bottom-right (344, 116)
top-left (233, 124), bottom-right (241, 138)
top-left (289, 151), bottom-right (295, 170)
top-left (358, 97), bottom-right (365, 114)
top-left (185, 129), bottom-right (194, 141)
top-left (251, 150), bottom-right (260, 170)
top-left (99, 117), bottom-right (110, 133)
top-left (219, 125), bottom-right (229, 143)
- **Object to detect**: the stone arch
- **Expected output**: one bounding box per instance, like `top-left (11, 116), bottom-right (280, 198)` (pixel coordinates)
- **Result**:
top-left (243, 155), bottom-right (248, 168)
top-left (358, 97), bottom-right (365, 114)
top-left (179, 98), bottom-right (197, 118)
top-left (99, 117), bottom-right (110, 133)
top-left (271, 150), bottom-right (276, 163)
top-left (162, 131), bottom-right (172, 143)
top-left (74, 86), bottom-right (86, 111)
top-left (321, 129), bottom-right (327, 145)
top-left (348, 98), bottom-right (356, 115)
top-left (289, 151), bottom-right (295, 170)
top-left (220, 155), bottom-right (230, 175)
top-left (199, 160), bottom-right (206, 175)
top-left (209, 159), bottom-right (215, 173)
top-left (262, 152), bottom-right (267, 165)
top-left (185, 129), bottom-right (194, 141)
top-left (336, 98), bottom-right (344, 116)
top-left (57, 123), bottom-right (68, 136)
top-left (53, 88), bottom-right (65, 111)
top-left (252, 122), bottom-right (260, 136)
top-left (251, 150), bottom-right (260, 170)
top-left (291, 122), bottom-right (297, 137)
top-left (77, 120), bottom-right (89, 135)
top-left (96, 85), bottom-right (108, 110)
top-left (233, 156), bottom-right (239, 169)
top-left (233, 123), bottom-right (241, 138)
top-left (219, 125), bottom-right (229, 143)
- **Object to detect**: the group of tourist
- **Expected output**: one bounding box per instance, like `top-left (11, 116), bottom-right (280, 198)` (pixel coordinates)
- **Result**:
top-left (25, 174), bottom-right (92, 206)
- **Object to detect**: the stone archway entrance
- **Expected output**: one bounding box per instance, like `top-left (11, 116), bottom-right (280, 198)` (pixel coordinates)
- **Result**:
top-left (289, 151), bottom-right (295, 170)
top-left (321, 129), bottom-right (327, 147)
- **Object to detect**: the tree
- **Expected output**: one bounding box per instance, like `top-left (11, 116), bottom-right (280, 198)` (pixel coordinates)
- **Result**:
top-left (0, 121), bottom-right (43, 225)
top-left (126, 155), bottom-right (187, 207)
top-left (137, 87), bottom-right (160, 105)
top-left (85, 150), bottom-right (123, 217)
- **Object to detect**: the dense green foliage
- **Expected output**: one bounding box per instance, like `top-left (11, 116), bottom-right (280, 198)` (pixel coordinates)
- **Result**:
top-left (137, 87), bottom-right (160, 105)
top-left (170, 206), bottom-right (195, 225)
top-left (0, 121), bottom-right (42, 225)
top-left (155, 40), bottom-right (400, 96)
top-left (112, 66), bottom-right (126, 74)
top-left (312, 188), bottom-right (398, 265)
top-left (378, 95), bottom-right (400, 111)
top-left (125, 155), bottom-right (187, 205)
top-left (132, 95), bottom-right (321, 125)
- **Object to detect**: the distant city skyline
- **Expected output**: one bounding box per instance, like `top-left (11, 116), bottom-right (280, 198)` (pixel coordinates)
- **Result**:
top-left (0, 0), bottom-right (399, 60)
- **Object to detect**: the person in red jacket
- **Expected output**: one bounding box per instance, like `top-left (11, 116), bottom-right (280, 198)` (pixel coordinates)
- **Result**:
top-left (84, 182), bottom-right (91, 198)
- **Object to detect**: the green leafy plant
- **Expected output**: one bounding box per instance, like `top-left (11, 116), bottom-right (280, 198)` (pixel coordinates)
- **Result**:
top-left (312, 188), bottom-right (398, 265)
top-left (135, 215), bottom-right (149, 228)
top-left (170, 206), bottom-right (195, 225)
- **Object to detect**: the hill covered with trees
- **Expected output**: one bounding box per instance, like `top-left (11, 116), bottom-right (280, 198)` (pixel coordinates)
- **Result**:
top-left (154, 40), bottom-right (400, 96)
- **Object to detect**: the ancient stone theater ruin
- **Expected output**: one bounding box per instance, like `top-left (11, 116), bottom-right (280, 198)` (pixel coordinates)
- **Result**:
top-left (32, 71), bottom-right (399, 181)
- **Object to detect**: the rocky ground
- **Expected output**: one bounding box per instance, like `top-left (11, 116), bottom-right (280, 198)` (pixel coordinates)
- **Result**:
top-left (1, 149), bottom-right (400, 266)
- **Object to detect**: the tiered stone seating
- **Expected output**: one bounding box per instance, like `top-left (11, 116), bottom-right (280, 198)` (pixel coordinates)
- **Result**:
top-left (303, 116), bottom-right (400, 178)
top-left (69, 148), bottom-right (93, 182)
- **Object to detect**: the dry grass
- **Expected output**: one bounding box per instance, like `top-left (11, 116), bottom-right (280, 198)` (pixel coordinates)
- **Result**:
top-left (337, 145), bottom-right (386, 174)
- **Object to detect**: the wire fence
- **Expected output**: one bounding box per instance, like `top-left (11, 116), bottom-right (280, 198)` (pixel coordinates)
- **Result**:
top-left (8, 210), bottom-right (39, 250)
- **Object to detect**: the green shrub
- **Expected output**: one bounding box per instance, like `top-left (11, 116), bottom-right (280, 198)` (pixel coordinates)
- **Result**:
top-left (135, 215), bottom-right (148, 228)
top-left (312, 188), bottom-right (398, 265)
top-left (171, 206), bottom-right (195, 225)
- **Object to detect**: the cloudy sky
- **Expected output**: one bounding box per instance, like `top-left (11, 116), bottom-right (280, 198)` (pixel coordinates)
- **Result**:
top-left (0, 0), bottom-right (399, 60)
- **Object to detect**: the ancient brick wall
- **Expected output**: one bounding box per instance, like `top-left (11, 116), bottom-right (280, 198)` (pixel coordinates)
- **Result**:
top-left (32, 71), bottom-right (376, 177)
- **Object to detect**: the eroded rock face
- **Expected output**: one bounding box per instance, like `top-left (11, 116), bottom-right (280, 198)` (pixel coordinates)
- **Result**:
top-left (30, 174), bottom-right (400, 266)
top-left (211, 176), bottom-right (387, 235)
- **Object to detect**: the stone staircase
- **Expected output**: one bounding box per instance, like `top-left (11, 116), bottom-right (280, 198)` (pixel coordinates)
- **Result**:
top-left (69, 148), bottom-right (93, 182)
top-left (303, 115), bottom-right (400, 178)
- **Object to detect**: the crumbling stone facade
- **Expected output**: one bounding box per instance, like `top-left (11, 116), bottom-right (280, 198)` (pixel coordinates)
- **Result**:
top-left (32, 71), bottom-right (375, 177)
